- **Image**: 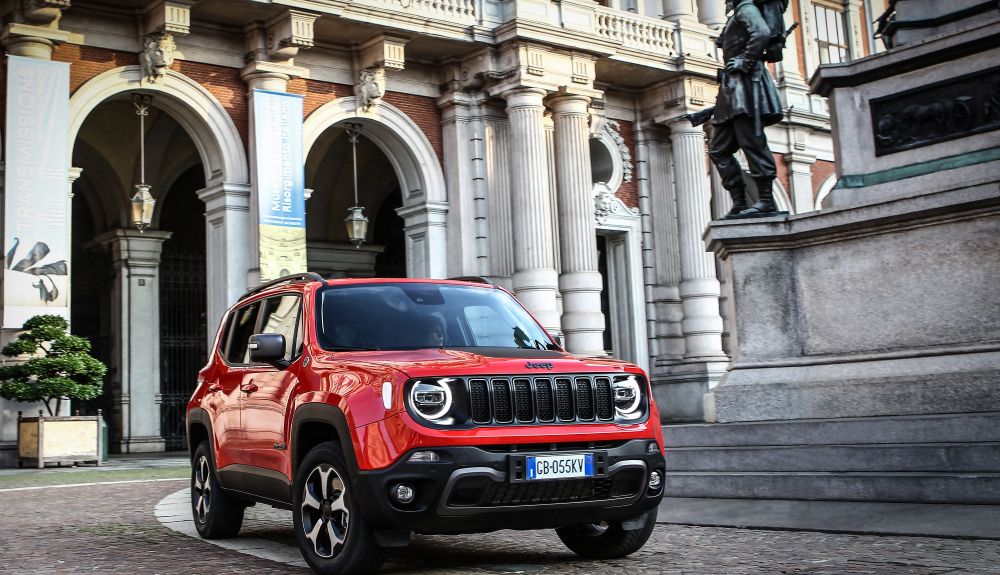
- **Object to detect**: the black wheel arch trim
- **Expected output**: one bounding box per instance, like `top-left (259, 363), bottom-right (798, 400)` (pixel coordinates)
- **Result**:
top-left (291, 403), bottom-right (359, 482)
top-left (186, 408), bottom-right (214, 461)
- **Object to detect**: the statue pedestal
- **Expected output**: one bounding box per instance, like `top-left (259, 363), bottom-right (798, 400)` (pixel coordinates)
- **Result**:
top-left (705, 182), bottom-right (1000, 423)
top-left (668, 12), bottom-right (1000, 506)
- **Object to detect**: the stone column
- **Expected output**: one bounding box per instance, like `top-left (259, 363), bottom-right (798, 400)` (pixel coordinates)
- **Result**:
top-left (696, 0), bottom-right (727, 28)
top-left (663, 0), bottom-right (695, 20)
top-left (502, 88), bottom-right (561, 334)
top-left (197, 181), bottom-right (253, 340)
top-left (786, 151), bottom-right (817, 214)
top-left (550, 93), bottom-right (605, 356)
top-left (98, 230), bottom-right (172, 454)
top-left (646, 127), bottom-right (685, 367)
top-left (669, 121), bottom-right (727, 362)
top-left (397, 202), bottom-right (449, 279)
top-left (438, 90), bottom-right (480, 277)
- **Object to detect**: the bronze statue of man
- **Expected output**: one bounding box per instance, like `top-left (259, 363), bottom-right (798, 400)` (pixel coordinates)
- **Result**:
top-left (689, 0), bottom-right (791, 218)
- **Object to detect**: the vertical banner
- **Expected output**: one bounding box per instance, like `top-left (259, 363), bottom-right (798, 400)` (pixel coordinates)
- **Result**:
top-left (3, 55), bottom-right (71, 328)
top-left (252, 89), bottom-right (307, 283)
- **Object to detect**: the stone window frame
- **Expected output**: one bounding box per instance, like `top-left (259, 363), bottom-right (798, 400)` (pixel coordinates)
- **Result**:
top-left (801, 0), bottom-right (867, 78)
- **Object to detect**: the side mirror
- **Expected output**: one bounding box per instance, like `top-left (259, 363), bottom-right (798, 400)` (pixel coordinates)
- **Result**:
top-left (548, 333), bottom-right (563, 350)
top-left (249, 333), bottom-right (286, 365)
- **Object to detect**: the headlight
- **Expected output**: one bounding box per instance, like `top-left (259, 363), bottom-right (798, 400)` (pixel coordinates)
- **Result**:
top-left (408, 379), bottom-right (453, 420)
top-left (612, 375), bottom-right (642, 419)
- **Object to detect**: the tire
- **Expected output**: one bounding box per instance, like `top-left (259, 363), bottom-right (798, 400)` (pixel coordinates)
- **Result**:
top-left (556, 506), bottom-right (658, 559)
top-left (292, 441), bottom-right (383, 575)
top-left (190, 441), bottom-right (245, 539)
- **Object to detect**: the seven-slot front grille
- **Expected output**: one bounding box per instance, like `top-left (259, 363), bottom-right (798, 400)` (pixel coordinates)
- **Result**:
top-left (468, 375), bottom-right (617, 425)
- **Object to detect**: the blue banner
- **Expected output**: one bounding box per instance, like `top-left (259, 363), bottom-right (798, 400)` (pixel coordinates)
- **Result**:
top-left (252, 90), bottom-right (307, 281)
top-left (254, 90), bottom-right (305, 227)
top-left (3, 56), bottom-right (71, 328)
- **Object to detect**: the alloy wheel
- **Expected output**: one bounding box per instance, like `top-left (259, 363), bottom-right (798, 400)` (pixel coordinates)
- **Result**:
top-left (193, 455), bottom-right (212, 523)
top-left (300, 463), bottom-right (350, 558)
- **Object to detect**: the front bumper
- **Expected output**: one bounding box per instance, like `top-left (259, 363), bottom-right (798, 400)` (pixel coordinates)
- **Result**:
top-left (351, 439), bottom-right (665, 534)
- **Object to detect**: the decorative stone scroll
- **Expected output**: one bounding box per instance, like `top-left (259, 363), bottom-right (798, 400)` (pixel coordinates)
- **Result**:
top-left (871, 66), bottom-right (1000, 156)
top-left (605, 120), bottom-right (633, 184)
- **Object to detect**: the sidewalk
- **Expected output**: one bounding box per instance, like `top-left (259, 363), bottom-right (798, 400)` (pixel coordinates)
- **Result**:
top-left (0, 450), bottom-right (189, 489)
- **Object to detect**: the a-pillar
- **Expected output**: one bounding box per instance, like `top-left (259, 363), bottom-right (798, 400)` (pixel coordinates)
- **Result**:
top-left (550, 93), bottom-right (605, 356)
top-left (503, 88), bottom-right (560, 334)
top-left (98, 229), bottom-right (172, 453)
top-left (663, 120), bottom-right (728, 421)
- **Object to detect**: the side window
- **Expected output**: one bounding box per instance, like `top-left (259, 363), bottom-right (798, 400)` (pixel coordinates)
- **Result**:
top-left (260, 294), bottom-right (303, 361)
top-left (227, 302), bottom-right (261, 364)
top-left (463, 305), bottom-right (511, 347)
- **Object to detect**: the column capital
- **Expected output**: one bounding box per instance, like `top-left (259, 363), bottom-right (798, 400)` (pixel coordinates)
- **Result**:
top-left (502, 87), bottom-right (549, 108)
top-left (547, 92), bottom-right (592, 114)
top-left (95, 229), bottom-right (173, 267)
top-left (665, 117), bottom-right (707, 137)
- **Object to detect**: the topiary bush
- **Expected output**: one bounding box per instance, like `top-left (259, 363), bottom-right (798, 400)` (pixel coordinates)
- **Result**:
top-left (0, 315), bottom-right (107, 416)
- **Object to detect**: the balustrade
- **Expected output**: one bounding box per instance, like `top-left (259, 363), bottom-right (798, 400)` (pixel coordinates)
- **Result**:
top-left (596, 7), bottom-right (676, 54)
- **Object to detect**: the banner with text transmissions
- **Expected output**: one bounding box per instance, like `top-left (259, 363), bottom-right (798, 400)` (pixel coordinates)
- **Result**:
top-left (3, 55), bottom-right (71, 328)
top-left (253, 89), bottom-right (307, 283)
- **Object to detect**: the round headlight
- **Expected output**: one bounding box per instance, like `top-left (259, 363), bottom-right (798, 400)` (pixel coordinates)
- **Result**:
top-left (409, 379), bottom-right (453, 420)
top-left (612, 375), bottom-right (642, 417)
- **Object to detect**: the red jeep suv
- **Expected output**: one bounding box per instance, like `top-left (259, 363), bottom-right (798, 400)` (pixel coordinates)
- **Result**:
top-left (186, 273), bottom-right (665, 574)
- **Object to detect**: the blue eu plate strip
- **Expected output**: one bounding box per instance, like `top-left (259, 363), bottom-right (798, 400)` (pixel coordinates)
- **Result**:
top-left (527, 456), bottom-right (536, 479)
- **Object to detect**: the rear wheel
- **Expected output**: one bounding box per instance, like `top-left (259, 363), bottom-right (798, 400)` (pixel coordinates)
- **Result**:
top-left (556, 507), bottom-right (658, 559)
top-left (190, 441), bottom-right (245, 538)
top-left (292, 441), bottom-right (383, 575)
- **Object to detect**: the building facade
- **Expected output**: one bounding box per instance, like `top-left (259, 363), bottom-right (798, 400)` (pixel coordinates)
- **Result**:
top-left (0, 0), bottom-right (873, 460)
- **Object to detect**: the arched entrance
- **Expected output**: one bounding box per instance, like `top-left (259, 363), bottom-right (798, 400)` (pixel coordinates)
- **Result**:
top-left (68, 67), bottom-right (248, 452)
top-left (302, 98), bottom-right (448, 279)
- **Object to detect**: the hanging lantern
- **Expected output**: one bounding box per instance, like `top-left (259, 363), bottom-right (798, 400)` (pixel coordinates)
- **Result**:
top-left (345, 205), bottom-right (369, 248)
top-left (132, 93), bottom-right (155, 232)
top-left (131, 184), bottom-right (156, 231)
top-left (343, 122), bottom-right (367, 248)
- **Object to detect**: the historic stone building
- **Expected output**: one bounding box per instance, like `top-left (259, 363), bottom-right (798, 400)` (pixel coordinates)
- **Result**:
top-left (0, 0), bottom-right (875, 460)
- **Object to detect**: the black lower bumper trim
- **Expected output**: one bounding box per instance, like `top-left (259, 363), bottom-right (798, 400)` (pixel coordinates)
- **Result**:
top-left (351, 439), bottom-right (665, 534)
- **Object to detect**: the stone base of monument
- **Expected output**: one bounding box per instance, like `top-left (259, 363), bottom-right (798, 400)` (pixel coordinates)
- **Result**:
top-left (678, 13), bottom-right (1000, 505)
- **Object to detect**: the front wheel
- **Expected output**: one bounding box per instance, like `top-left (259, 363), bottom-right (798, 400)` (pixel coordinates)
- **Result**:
top-left (292, 441), bottom-right (383, 575)
top-left (190, 441), bottom-right (245, 539)
top-left (556, 506), bottom-right (658, 559)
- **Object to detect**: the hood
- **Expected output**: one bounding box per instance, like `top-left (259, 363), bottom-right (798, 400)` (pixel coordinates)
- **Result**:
top-left (313, 346), bottom-right (639, 379)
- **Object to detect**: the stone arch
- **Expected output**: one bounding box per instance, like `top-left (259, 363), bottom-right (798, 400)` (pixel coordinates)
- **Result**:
top-left (68, 65), bottom-right (252, 335)
top-left (303, 97), bottom-right (448, 278)
top-left (815, 174), bottom-right (838, 210)
top-left (773, 178), bottom-right (793, 214)
top-left (68, 66), bottom-right (248, 185)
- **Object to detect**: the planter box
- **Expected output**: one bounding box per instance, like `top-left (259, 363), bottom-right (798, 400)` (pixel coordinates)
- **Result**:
top-left (17, 412), bottom-right (103, 468)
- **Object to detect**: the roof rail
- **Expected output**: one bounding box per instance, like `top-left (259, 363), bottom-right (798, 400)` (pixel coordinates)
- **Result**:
top-left (239, 272), bottom-right (325, 301)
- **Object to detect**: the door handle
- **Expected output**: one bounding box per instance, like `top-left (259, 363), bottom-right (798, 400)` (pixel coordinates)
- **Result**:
top-left (207, 383), bottom-right (222, 393)
top-left (241, 382), bottom-right (259, 394)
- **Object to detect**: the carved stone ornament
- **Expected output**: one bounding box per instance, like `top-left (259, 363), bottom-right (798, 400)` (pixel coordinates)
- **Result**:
top-left (20, 0), bottom-right (70, 25)
top-left (357, 66), bottom-right (386, 112)
top-left (605, 120), bottom-right (633, 183)
top-left (594, 186), bottom-right (617, 224)
top-left (139, 32), bottom-right (176, 84)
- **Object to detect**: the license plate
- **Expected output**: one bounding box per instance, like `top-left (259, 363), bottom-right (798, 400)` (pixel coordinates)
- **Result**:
top-left (526, 453), bottom-right (594, 480)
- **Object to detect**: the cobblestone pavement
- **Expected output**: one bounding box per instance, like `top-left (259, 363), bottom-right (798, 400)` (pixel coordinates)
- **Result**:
top-left (1, 479), bottom-right (998, 575)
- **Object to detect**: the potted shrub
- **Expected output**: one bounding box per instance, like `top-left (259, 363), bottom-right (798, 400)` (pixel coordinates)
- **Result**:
top-left (0, 315), bottom-right (107, 467)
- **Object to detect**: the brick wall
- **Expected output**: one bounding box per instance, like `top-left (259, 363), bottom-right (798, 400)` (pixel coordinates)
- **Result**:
top-left (288, 78), bottom-right (351, 118)
top-left (53, 44), bottom-right (139, 93)
top-left (615, 120), bottom-right (639, 209)
top-left (775, 154), bottom-right (792, 202)
top-left (811, 158), bottom-right (837, 199)
top-left (383, 91), bottom-right (443, 165)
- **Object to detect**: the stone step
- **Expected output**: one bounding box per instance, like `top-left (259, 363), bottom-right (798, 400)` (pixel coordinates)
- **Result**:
top-left (664, 442), bottom-right (1000, 472)
top-left (662, 412), bottom-right (1000, 447)
top-left (663, 471), bottom-right (1000, 504)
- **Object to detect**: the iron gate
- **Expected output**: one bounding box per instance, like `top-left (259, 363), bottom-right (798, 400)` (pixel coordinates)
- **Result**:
top-left (159, 250), bottom-right (207, 451)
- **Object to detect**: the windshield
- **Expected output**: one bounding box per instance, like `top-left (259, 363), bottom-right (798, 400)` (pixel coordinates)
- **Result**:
top-left (315, 283), bottom-right (554, 351)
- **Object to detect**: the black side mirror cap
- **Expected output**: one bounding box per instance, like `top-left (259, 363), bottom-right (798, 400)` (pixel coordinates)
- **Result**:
top-left (548, 333), bottom-right (563, 350)
top-left (249, 333), bottom-right (286, 365)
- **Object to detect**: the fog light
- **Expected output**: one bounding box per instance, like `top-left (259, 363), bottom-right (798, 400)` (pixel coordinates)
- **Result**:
top-left (648, 470), bottom-right (663, 490)
top-left (408, 450), bottom-right (440, 463)
top-left (647, 441), bottom-right (659, 454)
top-left (392, 483), bottom-right (416, 504)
